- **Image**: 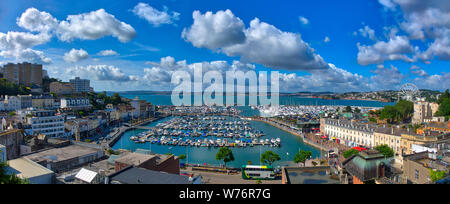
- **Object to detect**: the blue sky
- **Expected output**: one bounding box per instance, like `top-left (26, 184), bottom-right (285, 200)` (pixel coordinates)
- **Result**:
top-left (0, 0), bottom-right (448, 92)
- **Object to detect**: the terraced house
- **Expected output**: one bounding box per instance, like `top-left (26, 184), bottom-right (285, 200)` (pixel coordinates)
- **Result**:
top-left (322, 118), bottom-right (376, 148)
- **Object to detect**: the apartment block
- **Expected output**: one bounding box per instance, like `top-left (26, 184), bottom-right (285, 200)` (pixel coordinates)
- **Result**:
top-left (2, 62), bottom-right (43, 86)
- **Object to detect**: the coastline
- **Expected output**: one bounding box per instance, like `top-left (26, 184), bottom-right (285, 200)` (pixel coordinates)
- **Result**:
top-left (251, 117), bottom-right (330, 152)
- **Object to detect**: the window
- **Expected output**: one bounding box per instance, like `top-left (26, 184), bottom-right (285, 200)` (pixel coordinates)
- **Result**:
top-left (415, 169), bottom-right (419, 180)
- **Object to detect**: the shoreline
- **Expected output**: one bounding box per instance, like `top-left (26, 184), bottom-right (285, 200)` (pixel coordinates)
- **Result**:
top-left (251, 117), bottom-right (330, 153)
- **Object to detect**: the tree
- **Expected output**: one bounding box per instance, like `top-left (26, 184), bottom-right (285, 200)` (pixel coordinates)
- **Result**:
top-left (216, 147), bottom-right (234, 169)
top-left (260, 151), bottom-right (280, 166)
top-left (437, 89), bottom-right (450, 104)
top-left (179, 154), bottom-right (186, 161)
top-left (0, 162), bottom-right (29, 184)
top-left (345, 106), bottom-right (353, 113)
top-left (435, 98), bottom-right (450, 118)
top-left (343, 149), bottom-right (360, 159)
top-left (375, 145), bottom-right (394, 158)
top-left (380, 106), bottom-right (400, 124)
top-left (395, 100), bottom-right (414, 122)
top-left (429, 169), bottom-right (447, 183)
top-left (293, 150), bottom-right (312, 167)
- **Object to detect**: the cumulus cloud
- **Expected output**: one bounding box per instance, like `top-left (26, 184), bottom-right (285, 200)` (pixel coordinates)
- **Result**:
top-left (377, 0), bottom-right (450, 62)
top-left (324, 36), bottom-right (330, 43)
top-left (358, 25), bottom-right (377, 41)
top-left (0, 31), bottom-right (52, 64)
top-left (410, 65), bottom-right (428, 77)
top-left (17, 8), bottom-right (136, 43)
top-left (57, 9), bottom-right (136, 43)
top-left (370, 65), bottom-right (405, 90)
top-left (413, 72), bottom-right (450, 90)
top-left (66, 65), bottom-right (137, 82)
top-left (182, 10), bottom-right (246, 50)
top-left (357, 36), bottom-right (415, 65)
top-left (132, 3), bottom-right (180, 26)
top-left (299, 16), bottom-right (309, 25)
top-left (184, 10), bottom-right (332, 71)
top-left (17, 8), bottom-right (58, 33)
top-left (63, 48), bottom-right (89, 63)
top-left (98, 50), bottom-right (119, 56)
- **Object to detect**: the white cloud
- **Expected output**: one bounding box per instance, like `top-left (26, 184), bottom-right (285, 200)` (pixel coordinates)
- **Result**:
top-left (410, 65), bottom-right (428, 76)
top-left (57, 9), bottom-right (136, 43)
top-left (377, 0), bottom-right (450, 62)
top-left (98, 50), bottom-right (119, 56)
top-left (299, 16), bottom-right (309, 25)
top-left (66, 65), bottom-right (137, 82)
top-left (357, 36), bottom-right (415, 65)
top-left (370, 65), bottom-right (405, 90)
top-left (132, 3), bottom-right (180, 26)
top-left (17, 8), bottom-right (58, 33)
top-left (63, 48), bottom-right (89, 63)
top-left (324, 36), bottom-right (330, 43)
top-left (0, 31), bottom-right (52, 64)
top-left (182, 10), bottom-right (246, 50)
top-left (358, 26), bottom-right (377, 41)
top-left (184, 10), bottom-right (331, 71)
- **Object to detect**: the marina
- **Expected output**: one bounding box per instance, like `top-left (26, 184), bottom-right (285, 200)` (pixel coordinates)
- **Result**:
top-left (128, 116), bottom-right (281, 148)
top-left (112, 116), bottom-right (320, 168)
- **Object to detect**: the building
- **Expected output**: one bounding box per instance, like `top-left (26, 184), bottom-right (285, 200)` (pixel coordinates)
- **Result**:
top-left (342, 150), bottom-right (393, 184)
top-left (130, 97), bottom-right (148, 118)
top-left (0, 144), bottom-right (6, 162)
top-left (18, 109), bottom-right (65, 138)
top-left (7, 157), bottom-right (55, 184)
top-left (281, 166), bottom-right (341, 184)
top-left (374, 126), bottom-right (410, 159)
top-left (105, 166), bottom-right (201, 184)
top-left (403, 151), bottom-right (449, 184)
top-left (32, 94), bottom-right (55, 109)
top-left (114, 152), bottom-right (180, 175)
top-left (18, 95), bottom-right (32, 109)
top-left (322, 118), bottom-right (376, 148)
top-left (412, 101), bottom-right (440, 124)
top-left (49, 82), bottom-right (74, 95)
top-left (0, 129), bottom-right (24, 160)
top-left (60, 98), bottom-right (92, 110)
top-left (401, 132), bottom-right (449, 155)
top-left (0, 95), bottom-right (21, 111)
top-left (74, 168), bottom-right (102, 184)
top-left (25, 144), bottom-right (105, 173)
top-left (2, 62), bottom-right (43, 86)
top-left (69, 77), bottom-right (91, 93)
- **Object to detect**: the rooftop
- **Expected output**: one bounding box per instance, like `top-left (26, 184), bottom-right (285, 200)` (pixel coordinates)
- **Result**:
top-left (283, 167), bottom-right (341, 184)
top-left (108, 167), bottom-right (196, 184)
top-left (7, 157), bottom-right (54, 179)
top-left (25, 144), bottom-right (101, 163)
top-left (115, 152), bottom-right (173, 166)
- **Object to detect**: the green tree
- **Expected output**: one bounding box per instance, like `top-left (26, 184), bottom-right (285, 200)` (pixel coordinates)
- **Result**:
top-left (216, 147), bottom-right (234, 169)
top-left (375, 145), bottom-right (395, 158)
top-left (345, 106), bottom-right (353, 113)
top-left (179, 154), bottom-right (186, 161)
top-left (437, 89), bottom-right (450, 104)
top-left (0, 162), bottom-right (29, 184)
top-left (395, 100), bottom-right (414, 122)
top-left (429, 169), bottom-right (447, 183)
top-left (380, 106), bottom-right (400, 124)
top-left (260, 151), bottom-right (281, 166)
top-left (343, 149), bottom-right (360, 159)
top-left (293, 150), bottom-right (312, 167)
top-left (435, 98), bottom-right (450, 118)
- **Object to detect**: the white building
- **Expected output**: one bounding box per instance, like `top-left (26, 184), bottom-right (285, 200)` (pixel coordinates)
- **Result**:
top-left (322, 118), bottom-right (376, 148)
top-left (60, 98), bottom-right (92, 110)
top-left (69, 77), bottom-right (91, 93)
top-left (19, 109), bottom-right (65, 138)
top-left (3, 96), bottom-right (21, 111)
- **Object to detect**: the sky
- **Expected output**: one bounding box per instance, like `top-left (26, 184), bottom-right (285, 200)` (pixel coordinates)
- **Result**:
top-left (0, 0), bottom-right (449, 92)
